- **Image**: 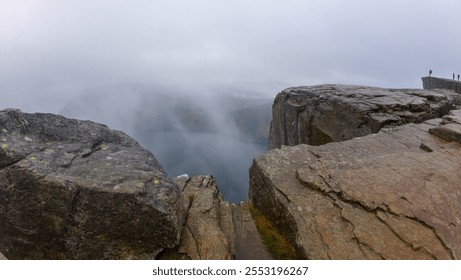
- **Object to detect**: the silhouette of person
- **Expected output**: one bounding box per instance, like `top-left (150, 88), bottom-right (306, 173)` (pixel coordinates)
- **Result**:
top-left (429, 69), bottom-right (432, 77)
top-left (458, 74), bottom-right (460, 81)
top-left (453, 73), bottom-right (455, 80)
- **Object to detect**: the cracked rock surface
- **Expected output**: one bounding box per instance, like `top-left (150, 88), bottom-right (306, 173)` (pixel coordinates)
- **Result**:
top-left (161, 175), bottom-right (272, 260)
top-left (269, 84), bottom-right (458, 148)
top-left (251, 112), bottom-right (461, 259)
top-left (0, 109), bottom-right (184, 259)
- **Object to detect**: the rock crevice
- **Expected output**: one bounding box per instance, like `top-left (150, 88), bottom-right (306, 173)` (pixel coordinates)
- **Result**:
top-left (161, 175), bottom-right (272, 260)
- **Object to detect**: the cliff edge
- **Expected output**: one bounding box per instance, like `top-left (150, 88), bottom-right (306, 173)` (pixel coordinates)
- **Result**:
top-left (0, 109), bottom-right (184, 259)
top-left (0, 109), bottom-right (270, 260)
top-left (422, 76), bottom-right (461, 94)
top-left (268, 84), bottom-right (458, 149)
top-left (251, 85), bottom-right (461, 259)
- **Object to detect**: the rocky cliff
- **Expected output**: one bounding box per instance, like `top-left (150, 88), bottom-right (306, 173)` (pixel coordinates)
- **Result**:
top-left (422, 76), bottom-right (461, 94)
top-left (269, 84), bottom-right (458, 148)
top-left (252, 84), bottom-right (461, 259)
top-left (0, 109), bottom-right (184, 259)
top-left (3, 82), bottom-right (461, 260)
top-left (159, 175), bottom-right (271, 260)
top-left (0, 109), bottom-right (270, 260)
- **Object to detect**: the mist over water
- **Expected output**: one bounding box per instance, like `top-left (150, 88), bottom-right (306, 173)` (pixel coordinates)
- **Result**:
top-left (59, 84), bottom-right (272, 202)
top-left (137, 131), bottom-right (265, 201)
top-left (2, 1), bottom-right (460, 201)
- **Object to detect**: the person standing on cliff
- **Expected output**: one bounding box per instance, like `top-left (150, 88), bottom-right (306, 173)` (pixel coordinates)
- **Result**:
top-left (458, 74), bottom-right (460, 81)
top-left (429, 69), bottom-right (432, 77)
top-left (453, 73), bottom-right (455, 80)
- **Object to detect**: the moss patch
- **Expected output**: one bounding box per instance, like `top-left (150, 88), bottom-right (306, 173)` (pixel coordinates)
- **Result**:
top-left (156, 248), bottom-right (190, 260)
top-left (187, 194), bottom-right (195, 208)
top-left (249, 205), bottom-right (296, 260)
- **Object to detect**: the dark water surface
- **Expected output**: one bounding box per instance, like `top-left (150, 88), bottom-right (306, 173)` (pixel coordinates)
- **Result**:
top-left (136, 130), bottom-right (266, 202)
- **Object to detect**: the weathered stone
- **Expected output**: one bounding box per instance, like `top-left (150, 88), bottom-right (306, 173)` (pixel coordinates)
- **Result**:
top-left (429, 123), bottom-right (461, 143)
top-left (441, 109), bottom-right (461, 125)
top-left (429, 110), bottom-right (461, 143)
top-left (269, 84), bottom-right (458, 149)
top-left (0, 251), bottom-right (6, 260)
top-left (251, 117), bottom-right (461, 259)
top-left (0, 109), bottom-right (184, 259)
top-left (175, 175), bottom-right (232, 260)
top-left (164, 175), bottom-right (272, 260)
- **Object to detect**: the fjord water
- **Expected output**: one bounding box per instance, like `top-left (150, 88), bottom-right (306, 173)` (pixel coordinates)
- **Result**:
top-left (136, 130), bottom-right (266, 202)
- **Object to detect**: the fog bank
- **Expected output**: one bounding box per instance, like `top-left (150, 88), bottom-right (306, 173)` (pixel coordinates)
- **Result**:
top-left (2, 1), bottom-right (460, 201)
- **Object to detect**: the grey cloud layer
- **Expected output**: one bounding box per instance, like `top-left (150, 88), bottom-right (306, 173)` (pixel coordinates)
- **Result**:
top-left (1, 0), bottom-right (460, 112)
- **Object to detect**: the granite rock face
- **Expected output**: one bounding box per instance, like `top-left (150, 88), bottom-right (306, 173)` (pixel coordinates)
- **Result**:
top-left (269, 84), bottom-right (458, 149)
top-left (251, 112), bottom-right (461, 259)
top-left (0, 109), bottom-right (184, 259)
top-left (162, 175), bottom-right (272, 260)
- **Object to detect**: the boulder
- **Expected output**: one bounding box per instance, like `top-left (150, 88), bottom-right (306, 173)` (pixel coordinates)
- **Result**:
top-left (0, 109), bottom-right (184, 259)
top-left (250, 114), bottom-right (461, 259)
top-left (160, 175), bottom-right (272, 260)
top-left (429, 110), bottom-right (461, 143)
top-left (269, 84), bottom-right (458, 149)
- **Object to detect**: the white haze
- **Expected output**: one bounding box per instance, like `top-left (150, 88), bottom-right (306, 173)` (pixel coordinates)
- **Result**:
top-left (1, 0), bottom-right (460, 201)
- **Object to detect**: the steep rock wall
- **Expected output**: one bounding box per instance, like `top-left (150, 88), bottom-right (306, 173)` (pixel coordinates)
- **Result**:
top-left (422, 76), bottom-right (461, 94)
top-left (268, 84), bottom-right (458, 149)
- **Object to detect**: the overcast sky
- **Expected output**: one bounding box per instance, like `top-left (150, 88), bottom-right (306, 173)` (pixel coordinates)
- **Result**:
top-left (1, 0), bottom-right (461, 113)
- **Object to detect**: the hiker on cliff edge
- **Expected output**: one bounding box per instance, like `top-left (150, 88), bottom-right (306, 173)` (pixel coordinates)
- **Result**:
top-left (458, 74), bottom-right (460, 81)
top-left (453, 73), bottom-right (455, 80)
top-left (429, 69), bottom-right (432, 77)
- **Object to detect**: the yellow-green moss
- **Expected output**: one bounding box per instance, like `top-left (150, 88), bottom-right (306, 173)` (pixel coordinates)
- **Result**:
top-left (157, 249), bottom-right (190, 260)
top-left (249, 205), bottom-right (296, 260)
top-left (187, 194), bottom-right (195, 207)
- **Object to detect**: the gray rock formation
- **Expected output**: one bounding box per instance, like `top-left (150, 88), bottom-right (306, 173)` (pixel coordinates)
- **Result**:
top-left (0, 251), bottom-right (6, 260)
top-left (269, 84), bottom-right (458, 149)
top-left (160, 175), bottom-right (272, 260)
top-left (250, 111), bottom-right (461, 259)
top-left (0, 109), bottom-right (184, 259)
top-left (429, 109), bottom-right (461, 143)
top-left (422, 76), bottom-right (461, 94)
